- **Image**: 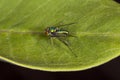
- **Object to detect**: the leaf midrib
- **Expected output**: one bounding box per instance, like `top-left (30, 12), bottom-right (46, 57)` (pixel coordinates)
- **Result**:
top-left (0, 30), bottom-right (120, 37)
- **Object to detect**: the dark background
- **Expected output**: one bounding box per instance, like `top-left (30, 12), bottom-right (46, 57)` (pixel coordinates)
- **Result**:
top-left (0, 56), bottom-right (120, 80)
top-left (114, 0), bottom-right (120, 3)
top-left (0, 0), bottom-right (120, 80)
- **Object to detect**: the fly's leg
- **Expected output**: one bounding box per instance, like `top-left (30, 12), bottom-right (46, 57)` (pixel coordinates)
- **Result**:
top-left (57, 37), bottom-right (77, 57)
top-left (48, 21), bottom-right (76, 28)
top-left (64, 40), bottom-right (77, 57)
top-left (50, 37), bottom-right (54, 46)
top-left (56, 22), bottom-right (76, 28)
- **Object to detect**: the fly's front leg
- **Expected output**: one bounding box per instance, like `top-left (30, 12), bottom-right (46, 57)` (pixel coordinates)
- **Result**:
top-left (50, 37), bottom-right (54, 46)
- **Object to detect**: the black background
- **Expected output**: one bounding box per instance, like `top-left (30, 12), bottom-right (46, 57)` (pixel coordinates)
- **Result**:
top-left (0, 56), bottom-right (120, 80)
top-left (114, 0), bottom-right (120, 3)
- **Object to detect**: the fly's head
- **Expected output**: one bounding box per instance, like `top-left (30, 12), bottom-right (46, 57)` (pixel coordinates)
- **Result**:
top-left (45, 27), bottom-right (58, 37)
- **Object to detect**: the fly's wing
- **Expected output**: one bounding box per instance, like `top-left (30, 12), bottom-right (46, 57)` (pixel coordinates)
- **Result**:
top-left (56, 22), bottom-right (78, 38)
top-left (57, 37), bottom-right (77, 57)
top-left (55, 30), bottom-right (77, 38)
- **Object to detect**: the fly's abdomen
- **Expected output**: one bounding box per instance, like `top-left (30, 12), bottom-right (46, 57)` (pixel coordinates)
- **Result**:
top-left (56, 30), bottom-right (69, 37)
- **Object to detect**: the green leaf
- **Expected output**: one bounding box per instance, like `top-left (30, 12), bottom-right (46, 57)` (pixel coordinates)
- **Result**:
top-left (0, 0), bottom-right (120, 71)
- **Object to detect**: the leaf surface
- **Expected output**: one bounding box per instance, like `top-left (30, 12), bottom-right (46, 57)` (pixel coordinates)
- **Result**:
top-left (0, 0), bottom-right (120, 71)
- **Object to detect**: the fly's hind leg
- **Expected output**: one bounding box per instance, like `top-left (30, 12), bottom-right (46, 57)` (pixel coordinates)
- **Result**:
top-left (57, 37), bottom-right (77, 57)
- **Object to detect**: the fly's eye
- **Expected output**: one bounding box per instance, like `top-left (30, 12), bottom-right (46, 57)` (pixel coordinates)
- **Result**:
top-left (45, 31), bottom-right (48, 35)
top-left (45, 28), bottom-right (49, 35)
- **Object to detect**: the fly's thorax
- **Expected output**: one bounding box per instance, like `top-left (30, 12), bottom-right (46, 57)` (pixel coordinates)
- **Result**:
top-left (49, 27), bottom-right (57, 32)
top-left (45, 27), bottom-right (58, 36)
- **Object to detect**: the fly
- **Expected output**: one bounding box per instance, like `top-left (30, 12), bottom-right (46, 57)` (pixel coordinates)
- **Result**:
top-left (44, 23), bottom-right (77, 57)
